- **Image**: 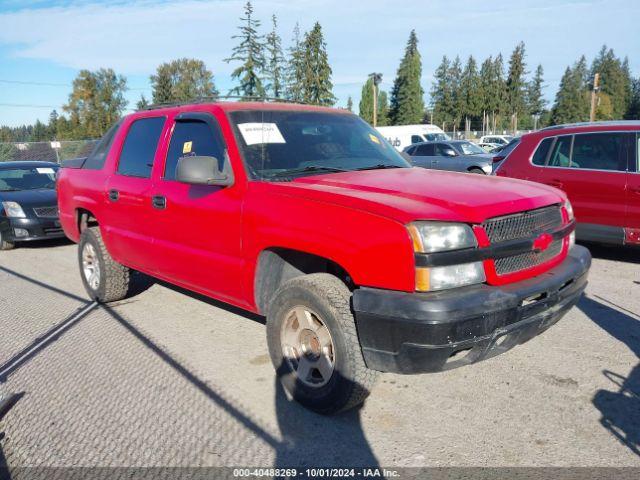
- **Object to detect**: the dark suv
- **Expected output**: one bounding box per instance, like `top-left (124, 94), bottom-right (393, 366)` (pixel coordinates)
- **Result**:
top-left (495, 121), bottom-right (640, 245)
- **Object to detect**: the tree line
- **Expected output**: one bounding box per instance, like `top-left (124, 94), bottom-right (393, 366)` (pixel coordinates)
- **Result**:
top-left (1, 0), bottom-right (639, 143)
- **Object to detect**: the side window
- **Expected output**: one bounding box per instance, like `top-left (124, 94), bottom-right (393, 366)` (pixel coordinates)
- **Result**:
top-left (117, 117), bottom-right (165, 178)
top-left (416, 144), bottom-right (434, 156)
top-left (164, 119), bottom-right (226, 181)
top-left (571, 133), bottom-right (627, 171)
top-left (434, 143), bottom-right (451, 156)
top-left (532, 137), bottom-right (554, 166)
top-left (411, 135), bottom-right (423, 144)
top-left (84, 120), bottom-right (121, 170)
top-left (405, 146), bottom-right (416, 156)
top-left (548, 136), bottom-right (573, 168)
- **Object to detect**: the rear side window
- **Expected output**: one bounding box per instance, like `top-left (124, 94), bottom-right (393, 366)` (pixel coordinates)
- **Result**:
top-left (548, 136), bottom-right (573, 168)
top-left (117, 117), bottom-right (166, 178)
top-left (571, 132), bottom-right (627, 171)
top-left (164, 120), bottom-right (226, 180)
top-left (83, 121), bottom-right (121, 170)
top-left (415, 143), bottom-right (434, 156)
top-left (532, 137), bottom-right (553, 166)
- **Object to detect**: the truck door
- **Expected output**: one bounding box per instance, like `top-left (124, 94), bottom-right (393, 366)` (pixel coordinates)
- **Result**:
top-left (151, 112), bottom-right (245, 304)
top-left (103, 116), bottom-right (167, 271)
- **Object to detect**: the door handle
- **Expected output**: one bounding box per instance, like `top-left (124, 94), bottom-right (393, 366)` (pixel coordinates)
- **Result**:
top-left (152, 195), bottom-right (167, 210)
top-left (108, 189), bottom-right (119, 202)
top-left (547, 180), bottom-right (563, 189)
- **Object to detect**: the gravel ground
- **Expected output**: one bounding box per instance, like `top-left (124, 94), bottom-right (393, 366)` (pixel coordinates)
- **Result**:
top-left (0, 238), bottom-right (638, 469)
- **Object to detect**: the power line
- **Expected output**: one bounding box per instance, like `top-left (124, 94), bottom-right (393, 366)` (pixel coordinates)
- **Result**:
top-left (0, 103), bottom-right (60, 109)
top-left (0, 78), bottom-right (148, 91)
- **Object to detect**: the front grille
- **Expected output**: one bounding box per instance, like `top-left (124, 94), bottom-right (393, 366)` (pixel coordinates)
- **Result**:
top-left (34, 206), bottom-right (59, 218)
top-left (483, 205), bottom-right (562, 243)
top-left (494, 239), bottom-right (563, 275)
top-left (483, 205), bottom-right (564, 275)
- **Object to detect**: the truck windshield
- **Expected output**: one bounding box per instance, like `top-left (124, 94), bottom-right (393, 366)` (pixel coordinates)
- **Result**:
top-left (0, 166), bottom-right (58, 191)
top-left (229, 110), bottom-right (410, 180)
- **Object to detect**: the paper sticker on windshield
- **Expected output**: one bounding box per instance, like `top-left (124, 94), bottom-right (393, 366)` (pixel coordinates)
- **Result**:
top-left (369, 133), bottom-right (381, 145)
top-left (237, 123), bottom-right (286, 146)
top-left (36, 168), bottom-right (55, 174)
top-left (182, 141), bottom-right (193, 154)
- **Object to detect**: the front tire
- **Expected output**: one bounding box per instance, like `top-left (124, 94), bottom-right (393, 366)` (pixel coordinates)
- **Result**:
top-left (0, 229), bottom-right (15, 250)
top-left (266, 273), bottom-right (378, 414)
top-left (469, 167), bottom-right (486, 174)
top-left (78, 226), bottom-right (130, 302)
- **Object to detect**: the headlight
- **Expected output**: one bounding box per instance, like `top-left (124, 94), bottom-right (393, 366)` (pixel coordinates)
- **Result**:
top-left (2, 201), bottom-right (26, 218)
top-left (407, 222), bottom-right (477, 253)
top-left (416, 262), bottom-right (486, 292)
top-left (563, 199), bottom-right (574, 222)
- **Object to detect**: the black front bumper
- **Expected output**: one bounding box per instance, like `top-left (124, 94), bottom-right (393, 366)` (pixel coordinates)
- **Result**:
top-left (0, 217), bottom-right (66, 242)
top-left (352, 245), bottom-right (591, 374)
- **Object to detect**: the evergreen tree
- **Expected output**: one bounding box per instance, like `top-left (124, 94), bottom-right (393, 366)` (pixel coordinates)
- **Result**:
top-left (527, 64), bottom-right (546, 116)
top-left (346, 96), bottom-right (353, 112)
top-left (430, 56), bottom-right (454, 128)
top-left (301, 22), bottom-right (335, 106)
top-left (285, 23), bottom-right (305, 102)
top-left (265, 14), bottom-right (285, 98)
top-left (626, 77), bottom-right (640, 120)
top-left (551, 57), bottom-right (590, 124)
top-left (151, 59), bottom-right (217, 104)
top-left (136, 94), bottom-right (149, 110)
top-left (459, 55), bottom-right (481, 124)
top-left (377, 91), bottom-right (389, 126)
top-left (225, 1), bottom-right (266, 99)
top-left (63, 68), bottom-right (128, 139)
top-left (506, 42), bottom-right (528, 126)
top-left (48, 110), bottom-right (59, 139)
top-left (590, 45), bottom-right (632, 119)
top-left (389, 30), bottom-right (425, 125)
top-left (449, 56), bottom-right (463, 129)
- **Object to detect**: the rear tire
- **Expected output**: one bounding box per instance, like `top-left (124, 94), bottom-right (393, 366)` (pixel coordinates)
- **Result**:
top-left (78, 226), bottom-right (130, 303)
top-left (266, 273), bottom-right (378, 414)
top-left (0, 230), bottom-right (15, 250)
top-left (469, 167), bottom-right (486, 174)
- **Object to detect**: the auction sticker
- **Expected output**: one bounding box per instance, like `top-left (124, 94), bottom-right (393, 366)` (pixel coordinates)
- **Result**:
top-left (237, 123), bottom-right (286, 146)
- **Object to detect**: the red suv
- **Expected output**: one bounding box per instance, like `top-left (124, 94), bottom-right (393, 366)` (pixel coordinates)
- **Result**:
top-left (57, 102), bottom-right (590, 413)
top-left (495, 121), bottom-right (640, 245)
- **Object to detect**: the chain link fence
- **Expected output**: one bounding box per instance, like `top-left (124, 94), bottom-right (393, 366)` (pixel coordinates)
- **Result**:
top-left (0, 140), bottom-right (99, 164)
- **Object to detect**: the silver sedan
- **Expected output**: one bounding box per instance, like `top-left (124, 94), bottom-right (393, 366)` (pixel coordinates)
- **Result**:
top-left (403, 140), bottom-right (494, 174)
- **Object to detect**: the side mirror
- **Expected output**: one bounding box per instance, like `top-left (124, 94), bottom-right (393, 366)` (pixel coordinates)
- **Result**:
top-left (176, 155), bottom-right (234, 186)
top-left (443, 148), bottom-right (457, 157)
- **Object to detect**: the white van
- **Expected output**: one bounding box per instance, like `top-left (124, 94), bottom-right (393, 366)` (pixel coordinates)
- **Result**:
top-left (376, 125), bottom-right (450, 151)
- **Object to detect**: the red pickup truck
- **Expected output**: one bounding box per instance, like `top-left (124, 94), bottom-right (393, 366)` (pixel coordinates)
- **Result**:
top-left (57, 102), bottom-right (591, 414)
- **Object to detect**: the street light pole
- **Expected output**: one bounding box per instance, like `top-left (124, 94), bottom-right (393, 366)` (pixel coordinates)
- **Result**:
top-left (368, 72), bottom-right (382, 127)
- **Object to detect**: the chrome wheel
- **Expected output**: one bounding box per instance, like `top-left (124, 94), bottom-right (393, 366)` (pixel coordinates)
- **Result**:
top-left (281, 306), bottom-right (336, 388)
top-left (82, 243), bottom-right (101, 290)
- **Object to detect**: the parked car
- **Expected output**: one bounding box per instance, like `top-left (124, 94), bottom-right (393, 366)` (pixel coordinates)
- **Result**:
top-left (0, 161), bottom-right (63, 250)
top-left (480, 134), bottom-right (514, 146)
top-left (478, 142), bottom-right (502, 152)
top-left (376, 124), bottom-right (450, 151)
top-left (404, 140), bottom-right (493, 174)
top-left (57, 102), bottom-right (591, 414)
top-left (494, 121), bottom-right (640, 245)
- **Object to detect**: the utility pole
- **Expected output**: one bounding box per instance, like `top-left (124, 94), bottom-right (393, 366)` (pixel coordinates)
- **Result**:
top-left (368, 72), bottom-right (382, 126)
top-left (590, 72), bottom-right (600, 122)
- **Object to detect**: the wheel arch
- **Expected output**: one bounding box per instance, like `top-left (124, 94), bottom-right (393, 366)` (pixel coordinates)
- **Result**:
top-left (254, 247), bottom-right (354, 315)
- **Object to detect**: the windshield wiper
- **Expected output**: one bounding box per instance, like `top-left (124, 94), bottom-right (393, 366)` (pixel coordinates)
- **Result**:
top-left (356, 164), bottom-right (404, 171)
top-left (268, 165), bottom-right (349, 178)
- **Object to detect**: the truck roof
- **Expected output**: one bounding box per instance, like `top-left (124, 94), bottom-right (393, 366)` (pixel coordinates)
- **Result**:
top-left (136, 101), bottom-right (346, 117)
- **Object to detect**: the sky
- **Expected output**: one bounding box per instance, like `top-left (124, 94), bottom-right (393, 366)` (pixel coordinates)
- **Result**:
top-left (0, 0), bottom-right (638, 128)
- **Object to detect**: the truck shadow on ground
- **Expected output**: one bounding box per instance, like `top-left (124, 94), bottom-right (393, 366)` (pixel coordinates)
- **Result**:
top-left (0, 267), bottom-right (378, 467)
top-left (580, 241), bottom-right (640, 265)
top-left (578, 295), bottom-right (640, 457)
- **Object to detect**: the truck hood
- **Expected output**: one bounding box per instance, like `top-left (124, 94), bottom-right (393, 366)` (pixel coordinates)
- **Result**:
top-left (280, 167), bottom-right (564, 224)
